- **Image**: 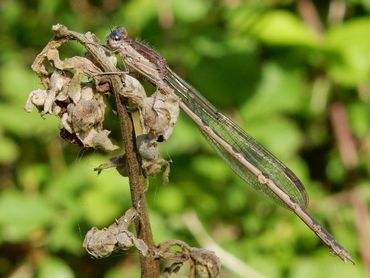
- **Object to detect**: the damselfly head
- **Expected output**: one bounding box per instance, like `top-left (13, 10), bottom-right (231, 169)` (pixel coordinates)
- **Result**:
top-left (106, 26), bottom-right (127, 48)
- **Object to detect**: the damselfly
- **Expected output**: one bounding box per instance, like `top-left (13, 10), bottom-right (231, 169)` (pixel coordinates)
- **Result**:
top-left (106, 26), bottom-right (353, 263)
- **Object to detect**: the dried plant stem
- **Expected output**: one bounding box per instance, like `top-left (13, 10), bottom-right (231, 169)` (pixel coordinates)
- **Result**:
top-left (52, 24), bottom-right (159, 277)
top-left (114, 93), bottom-right (160, 277)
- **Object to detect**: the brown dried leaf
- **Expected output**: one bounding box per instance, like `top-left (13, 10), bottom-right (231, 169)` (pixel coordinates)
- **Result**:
top-left (155, 240), bottom-right (221, 278)
top-left (140, 90), bottom-right (180, 141)
top-left (83, 208), bottom-right (148, 258)
top-left (26, 37), bottom-right (119, 151)
top-left (190, 248), bottom-right (221, 278)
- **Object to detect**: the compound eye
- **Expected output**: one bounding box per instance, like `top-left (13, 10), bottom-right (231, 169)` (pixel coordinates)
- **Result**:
top-left (112, 32), bottom-right (121, 41)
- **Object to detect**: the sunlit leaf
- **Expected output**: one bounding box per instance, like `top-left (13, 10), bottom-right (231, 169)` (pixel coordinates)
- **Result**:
top-left (120, 0), bottom-right (158, 31)
top-left (172, 0), bottom-right (211, 22)
top-left (0, 60), bottom-right (40, 104)
top-left (0, 103), bottom-right (59, 136)
top-left (250, 10), bottom-right (318, 47)
top-left (326, 17), bottom-right (370, 86)
top-left (37, 257), bottom-right (74, 278)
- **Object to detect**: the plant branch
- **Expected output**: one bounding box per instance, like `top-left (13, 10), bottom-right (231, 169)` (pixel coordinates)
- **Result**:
top-left (51, 24), bottom-right (159, 277)
top-left (114, 92), bottom-right (159, 277)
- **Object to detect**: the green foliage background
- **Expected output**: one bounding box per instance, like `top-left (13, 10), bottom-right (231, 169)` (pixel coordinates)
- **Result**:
top-left (0, 0), bottom-right (369, 277)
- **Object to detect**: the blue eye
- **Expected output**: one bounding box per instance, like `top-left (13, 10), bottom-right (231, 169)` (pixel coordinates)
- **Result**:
top-left (112, 31), bottom-right (121, 41)
top-left (110, 31), bottom-right (122, 41)
top-left (112, 26), bottom-right (127, 40)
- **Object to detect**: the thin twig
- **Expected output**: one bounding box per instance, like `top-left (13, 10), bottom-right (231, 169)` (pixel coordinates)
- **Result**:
top-left (328, 0), bottom-right (346, 25)
top-left (297, 0), bottom-right (324, 35)
top-left (350, 190), bottom-right (370, 275)
top-left (330, 102), bottom-right (359, 170)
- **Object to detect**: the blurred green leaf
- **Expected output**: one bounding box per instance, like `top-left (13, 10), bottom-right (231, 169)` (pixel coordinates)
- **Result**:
top-left (241, 62), bottom-right (308, 118)
top-left (191, 155), bottom-right (230, 182)
top-left (251, 10), bottom-right (318, 46)
top-left (150, 211), bottom-right (179, 243)
top-left (120, 0), bottom-right (158, 31)
top-left (0, 103), bottom-right (59, 136)
top-left (245, 254), bottom-right (281, 278)
top-left (38, 0), bottom-right (62, 18)
top-left (154, 185), bottom-right (185, 213)
top-left (105, 264), bottom-right (140, 278)
top-left (326, 17), bottom-right (370, 86)
top-left (225, 3), bottom-right (265, 33)
top-left (0, 190), bottom-right (55, 241)
top-left (0, 0), bottom-right (22, 25)
top-left (18, 164), bottom-right (50, 192)
top-left (242, 115), bottom-right (304, 159)
top-left (190, 51), bottom-right (260, 106)
top-left (47, 213), bottom-right (84, 254)
top-left (0, 59), bottom-right (40, 104)
top-left (172, 0), bottom-right (211, 22)
top-left (80, 177), bottom-right (130, 226)
top-left (225, 184), bottom-right (248, 212)
top-left (348, 102), bottom-right (370, 137)
top-left (326, 151), bottom-right (347, 184)
top-left (291, 256), bottom-right (364, 278)
top-left (0, 133), bottom-right (19, 163)
top-left (37, 257), bottom-right (74, 278)
top-left (162, 115), bottom-right (204, 154)
top-left (45, 156), bottom-right (131, 227)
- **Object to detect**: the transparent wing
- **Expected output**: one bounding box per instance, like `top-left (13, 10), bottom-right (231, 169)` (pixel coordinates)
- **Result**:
top-left (164, 67), bottom-right (309, 209)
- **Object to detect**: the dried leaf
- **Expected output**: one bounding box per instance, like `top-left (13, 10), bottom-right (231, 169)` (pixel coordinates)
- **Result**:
top-left (26, 37), bottom-right (118, 151)
top-left (155, 240), bottom-right (221, 278)
top-left (83, 208), bottom-right (148, 258)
